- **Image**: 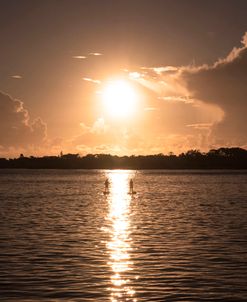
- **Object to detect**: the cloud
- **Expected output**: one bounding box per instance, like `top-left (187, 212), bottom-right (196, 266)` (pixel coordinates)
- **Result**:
top-left (72, 53), bottom-right (102, 60)
top-left (70, 117), bottom-right (148, 155)
top-left (140, 66), bottom-right (178, 75)
top-left (72, 55), bottom-right (87, 59)
top-left (129, 72), bottom-right (142, 79)
top-left (181, 31), bottom-right (247, 147)
top-left (0, 91), bottom-right (47, 155)
top-left (91, 118), bottom-right (108, 134)
top-left (128, 32), bottom-right (247, 150)
top-left (11, 75), bottom-right (22, 79)
top-left (89, 52), bottom-right (103, 56)
top-left (82, 77), bottom-right (101, 84)
top-left (186, 123), bottom-right (213, 130)
top-left (129, 64), bottom-right (188, 101)
top-left (69, 109), bottom-right (219, 155)
top-left (73, 118), bottom-right (116, 148)
top-left (157, 96), bottom-right (194, 104)
top-left (72, 52), bottom-right (103, 61)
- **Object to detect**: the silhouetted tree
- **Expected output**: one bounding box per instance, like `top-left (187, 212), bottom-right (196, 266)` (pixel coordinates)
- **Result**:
top-left (0, 147), bottom-right (246, 169)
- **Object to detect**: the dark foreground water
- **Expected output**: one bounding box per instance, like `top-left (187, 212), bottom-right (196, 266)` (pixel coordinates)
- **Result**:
top-left (0, 169), bottom-right (247, 301)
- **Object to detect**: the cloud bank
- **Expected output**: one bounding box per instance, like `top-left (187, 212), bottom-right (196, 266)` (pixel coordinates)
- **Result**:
top-left (0, 92), bottom-right (47, 157)
top-left (181, 32), bottom-right (247, 147)
top-left (129, 32), bottom-right (247, 151)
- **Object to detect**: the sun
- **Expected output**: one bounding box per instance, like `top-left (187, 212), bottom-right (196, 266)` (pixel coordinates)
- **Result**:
top-left (102, 80), bottom-right (138, 118)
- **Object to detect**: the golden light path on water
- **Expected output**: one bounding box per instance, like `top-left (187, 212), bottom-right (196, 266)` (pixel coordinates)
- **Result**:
top-left (104, 171), bottom-right (138, 302)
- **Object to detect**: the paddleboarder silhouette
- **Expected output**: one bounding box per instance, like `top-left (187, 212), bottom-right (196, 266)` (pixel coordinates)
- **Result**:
top-left (129, 178), bottom-right (134, 194)
top-left (104, 178), bottom-right (110, 193)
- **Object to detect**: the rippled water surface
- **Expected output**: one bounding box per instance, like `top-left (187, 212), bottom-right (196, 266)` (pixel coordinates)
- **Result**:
top-left (0, 169), bottom-right (247, 301)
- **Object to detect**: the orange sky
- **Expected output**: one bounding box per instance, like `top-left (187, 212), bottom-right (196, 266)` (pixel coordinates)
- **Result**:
top-left (0, 1), bottom-right (247, 157)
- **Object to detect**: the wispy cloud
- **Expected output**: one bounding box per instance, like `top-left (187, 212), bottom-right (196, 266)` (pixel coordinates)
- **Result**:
top-left (11, 75), bottom-right (22, 79)
top-left (89, 52), bottom-right (103, 56)
top-left (129, 72), bottom-right (142, 79)
top-left (72, 55), bottom-right (87, 59)
top-left (141, 66), bottom-right (178, 75)
top-left (72, 53), bottom-right (103, 60)
top-left (82, 77), bottom-right (101, 84)
top-left (186, 123), bottom-right (213, 130)
top-left (158, 96), bottom-right (194, 104)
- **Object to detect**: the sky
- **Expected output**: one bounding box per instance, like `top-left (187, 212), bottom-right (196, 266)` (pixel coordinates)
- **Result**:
top-left (1, 0), bottom-right (247, 157)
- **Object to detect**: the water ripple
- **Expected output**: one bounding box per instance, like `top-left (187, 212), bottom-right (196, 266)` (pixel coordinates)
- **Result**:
top-left (0, 169), bottom-right (247, 301)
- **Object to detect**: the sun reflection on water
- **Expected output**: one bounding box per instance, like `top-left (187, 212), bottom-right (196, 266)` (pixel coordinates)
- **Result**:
top-left (105, 171), bottom-right (137, 302)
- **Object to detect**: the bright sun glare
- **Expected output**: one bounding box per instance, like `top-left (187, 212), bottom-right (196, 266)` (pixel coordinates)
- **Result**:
top-left (102, 80), bottom-right (138, 118)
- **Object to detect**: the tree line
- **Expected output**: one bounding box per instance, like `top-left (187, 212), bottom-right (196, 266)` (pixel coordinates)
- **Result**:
top-left (0, 147), bottom-right (247, 169)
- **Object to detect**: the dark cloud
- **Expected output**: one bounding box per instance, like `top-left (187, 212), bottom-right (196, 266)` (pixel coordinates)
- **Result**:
top-left (181, 32), bottom-right (247, 147)
top-left (130, 32), bottom-right (247, 151)
top-left (0, 91), bottom-right (47, 152)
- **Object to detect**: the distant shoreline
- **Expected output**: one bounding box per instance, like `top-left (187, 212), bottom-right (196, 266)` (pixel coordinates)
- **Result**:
top-left (1, 168), bottom-right (247, 171)
top-left (1, 167), bottom-right (247, 170)
top-left (1, 147), bottom-right (247, 170)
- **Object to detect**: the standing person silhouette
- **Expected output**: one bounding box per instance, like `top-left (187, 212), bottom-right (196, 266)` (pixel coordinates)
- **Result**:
top-left (104, 178), bottom-right (109, 193)
top-left (129, 178), bottom-right (134, 194)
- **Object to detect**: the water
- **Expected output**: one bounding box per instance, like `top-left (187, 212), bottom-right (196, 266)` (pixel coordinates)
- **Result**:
top-left (0, 169), bottom-right (247, 301)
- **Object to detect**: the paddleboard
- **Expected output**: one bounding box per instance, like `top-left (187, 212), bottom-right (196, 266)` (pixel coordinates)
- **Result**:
top-left (128, 191), bottom-right (137, 195)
